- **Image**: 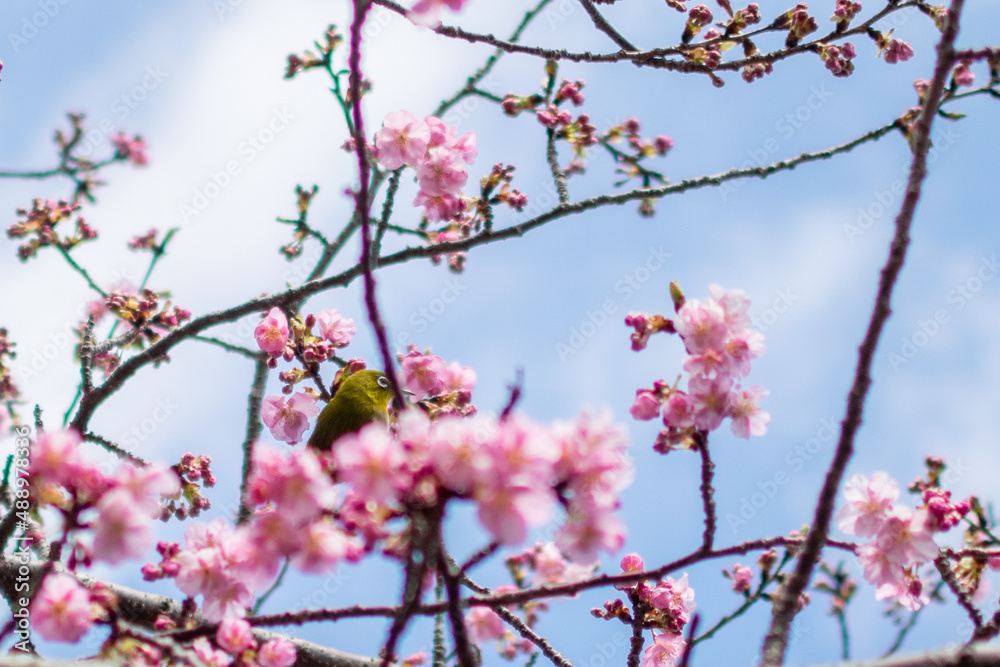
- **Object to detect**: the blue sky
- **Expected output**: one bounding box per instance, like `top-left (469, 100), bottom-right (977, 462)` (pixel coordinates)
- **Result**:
top-left (2, 0), bottom-right (1000, 664)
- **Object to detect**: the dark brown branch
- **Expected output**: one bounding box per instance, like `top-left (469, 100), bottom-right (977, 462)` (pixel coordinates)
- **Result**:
top-left (237, 358), bottom-right (270, 525)
top-left (758, 2), bottom-right (967, 664)
top-left (697, 433), bottom-right (716, 552)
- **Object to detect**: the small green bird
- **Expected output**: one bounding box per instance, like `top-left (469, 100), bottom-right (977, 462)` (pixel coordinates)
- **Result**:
top-left (307, 369), bottom-right (396, 451)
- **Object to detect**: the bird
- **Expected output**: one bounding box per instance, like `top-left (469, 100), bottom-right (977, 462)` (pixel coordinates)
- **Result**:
top-left (307, 369), bottom-right (396, 451)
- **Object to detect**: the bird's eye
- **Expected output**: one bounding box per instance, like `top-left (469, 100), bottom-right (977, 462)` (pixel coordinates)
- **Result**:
top-left (377, 376), bottom-right (389, 389)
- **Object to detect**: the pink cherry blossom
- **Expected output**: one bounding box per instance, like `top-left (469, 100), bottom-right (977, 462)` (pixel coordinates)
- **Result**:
top-left (248, 447), bottom-right (336, 523)
top-left (258, 638), bottom-right (298, 667)
top-left (192, 637), bottom-right (233, 667)
top-left (115, 463), bottom-right (181, 514)
top-left (92, 489), bottom-right (154, 563)
top-left (335, 423), bottom-right (409, 503)
top-left (688, 375), bottom-right (733, 431)
top-left (477, 483), bottom-right (554, 544)
top-left (443, 360), bottom-right (477, 393)
top-left (465, 606), bottom-right (506, 643)
top-left (427, 415), bottom-right (495, 493)
top-left (641, 632), bottom-right (687, 667)
top-left (426, 116), bottom-right (457, 149)
top-left (291, 520), bottom-right (359, 573)
top-left (621, 552), bottom-right (645, 574)
top-left (708, 284), bottom-right (752, 333)
top-left (553, 410), bottom-right (633, 507)
top-left (647, 573), bottom-right (697, 624)
top-left (722, 330), bottom-right (765, 378)
top-left (835, 472), bottom-right (899, 537)
top-left (922, 487), bottom-right (971, 532)
top-left (683, 348), bottom-right (728, 377)
top-left (401, 348), bottom-right (448, 398)
top-left (532, 542), bottom-right (594, 586)
top-left (316, 309), bottom-right (356, 347)
top-left (374, 110), bottom-right (430, 170)
top-left (216, 617), bottom-right (255, 655)
top-left (416, 147), bottom-right (468, 196)
top-left (452, 131), bottom-right (478, 163)
top-left (876, 574), bottom-right (929, 611)
top-left (414, 192), bottom-right (465, 221)
top-left (32, 573), bottom-right (93, 643)
top-left (254, 307), bottom-right (289, 355)
top-left (556, 506), bottom-right (626, 564)
top-left (261, 393), bottom-right (320, 445)
top-left (662, 392), bottom-right (695, 429)
top-left (673, 298), bottom-right (728, 354)
top-left (728, 385), bottom-right (770, 438)
top-left (857, 542), bottom-right (906, 588)
top-left (730, 563), bottom-right (753, 593)
top-left (630, 389), bottom-right (662, 420)
top-left (31, 428), bottom-right (82, 488)
top-left (875, 506), bottom-right (939, 566)
top-left (111, 132), bottom-right (149, 166)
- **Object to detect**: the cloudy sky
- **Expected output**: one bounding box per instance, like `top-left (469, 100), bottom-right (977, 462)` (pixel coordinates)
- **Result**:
top-left (2, 0), bottom-right (1000, 664)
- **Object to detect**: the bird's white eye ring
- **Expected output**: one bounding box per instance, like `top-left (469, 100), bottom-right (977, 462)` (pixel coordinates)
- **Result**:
top-left (377, 376), bottom-right (389, 389)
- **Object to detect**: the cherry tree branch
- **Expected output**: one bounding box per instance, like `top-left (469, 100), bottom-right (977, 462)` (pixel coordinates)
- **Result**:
top-left (759, 2), bottom-right (967, 663)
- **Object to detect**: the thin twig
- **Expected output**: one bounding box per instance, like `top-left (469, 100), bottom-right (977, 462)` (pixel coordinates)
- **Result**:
top-left (577, 0), bottom-right (637, 51)
top-left (81, 432), bottom-right (148, 467)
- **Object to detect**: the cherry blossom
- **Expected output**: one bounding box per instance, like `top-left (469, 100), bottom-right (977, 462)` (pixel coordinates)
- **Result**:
top-left (260, 393), bottom-right (320, 445)
top-left (31, 573), bottom-right (94, 643)
top-left (254, 307), bottom-right (289, 355)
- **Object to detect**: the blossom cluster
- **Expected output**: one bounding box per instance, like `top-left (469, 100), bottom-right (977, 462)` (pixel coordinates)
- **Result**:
top-left (111, 132), bottom-right (149, 166)
top-left (7, 198), bottom-right (97, 261)
top-left (255, 306), bottom-right (357, 368)
top-left (374, 110), bottom-right (477, 220)
top-left (336, 408), bottom-right (632, 563)
top-left (628, 285), bottom-right (769, 450)
top-left (593, 554), bottom-right (695, 667)
top-left (147, 447), bottom-right (362, 623)
top-left (30, 429), bottom-right (182, 567)
top-left (26, 430), bottom-right (184, 643)
top-left (398, 345), bottom-right (477, 418)
top-left (836, 471), bottom-right (971, 610)
top-left (146, 406), bottom-right (630, 631)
